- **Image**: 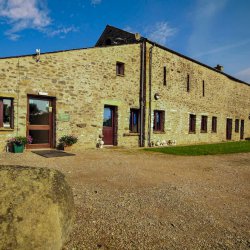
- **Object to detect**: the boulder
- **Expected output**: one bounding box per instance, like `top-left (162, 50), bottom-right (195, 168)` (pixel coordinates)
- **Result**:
top-left (0, 165), bottom-right (74, 250)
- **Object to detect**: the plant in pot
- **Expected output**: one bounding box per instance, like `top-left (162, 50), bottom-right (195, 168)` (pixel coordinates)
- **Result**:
top-left (7, 135), bottom-right (33, 153)
top-left (58, 135), bottom-right (78, 151)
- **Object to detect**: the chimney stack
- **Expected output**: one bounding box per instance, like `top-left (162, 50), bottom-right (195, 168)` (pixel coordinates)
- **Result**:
top-left (215, 64), bottom-right (224, 71)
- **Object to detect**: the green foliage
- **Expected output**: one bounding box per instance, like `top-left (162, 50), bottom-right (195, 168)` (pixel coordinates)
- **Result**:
top-left (144, 141), bottom-right (250, 156)
top-left (59, 135), bottom-right (78, 146)
top-left (7, 136), bottom-right (33, 145)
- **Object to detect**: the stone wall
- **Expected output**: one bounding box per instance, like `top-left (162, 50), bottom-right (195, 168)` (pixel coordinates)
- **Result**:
top-left (0, 44), bottom-right (141, 151)
top-left (0, 42), bottom-right (249, 151)
top-left (146, 43), bottom-right (250, 146)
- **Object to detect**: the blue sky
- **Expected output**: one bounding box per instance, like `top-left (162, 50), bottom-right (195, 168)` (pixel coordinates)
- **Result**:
top-left (0, 0), bottom-right (249, 83)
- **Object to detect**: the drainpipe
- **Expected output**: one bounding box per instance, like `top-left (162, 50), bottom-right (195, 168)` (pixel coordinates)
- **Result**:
top-left (139, 40), bottom-right (146, 147)
top-left (148, 44), bottom-right (155, 146)
top-left (17, 58), bottom-right (20, 136)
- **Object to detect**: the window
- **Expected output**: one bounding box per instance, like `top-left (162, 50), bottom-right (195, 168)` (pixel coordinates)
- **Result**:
top-left (163, 66), bottom-right (167, 86)
top-left (153, 110), bottom-right (165, 132)
top-left (116, 62), bottom-right (125, 76)
top-left (130, 109), bottom-right (140, 133)
top-left (212, 116), bottom-right (217, 133)
top-left (235, 119), bottom-right (239, 132)
top-left (189, 114), bottom-right (196, 133)
top-left (187, 74), bottom-right (190, 92)
top-left (105, 38), bottom-right (112, 45)
top-left (0, 98), bottom-right (14, 129)
top-left (201, 115), bottom-right (208, 133)
top-left (202, 80), bottom-right (205, 97)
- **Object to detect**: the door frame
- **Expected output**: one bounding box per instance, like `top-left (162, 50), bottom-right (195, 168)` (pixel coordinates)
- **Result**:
top-left (102, 105), bottom-right (118, 146)
top-left (26, 95), bottom-right (56, 149)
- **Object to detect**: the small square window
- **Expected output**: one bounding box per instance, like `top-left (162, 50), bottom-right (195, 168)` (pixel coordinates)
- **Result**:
top-left (201, 115), bottom-right (208, 133)
top-left (153, 110), bottom-right (165, 132)
top-left (212, 116), bottom-right (217, 133)
top-left (129, 109), bottom-right (140, 133)
top-left (0, 98), bottom-right (14, 129)
top-left (116, 62), bottom-right (125, 76)
top-left (189, 114), bottom-right (196, 133)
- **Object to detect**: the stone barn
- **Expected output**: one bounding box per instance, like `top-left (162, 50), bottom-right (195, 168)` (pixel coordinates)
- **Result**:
top-left (0, 25), bottom-right (249, 151)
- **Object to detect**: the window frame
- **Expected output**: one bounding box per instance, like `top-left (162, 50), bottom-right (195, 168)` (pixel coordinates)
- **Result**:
top-left (163, 66), bottom-right (167, 86)
top-left (0, 97), bottom-right (14, 129)
top-left (212, 116), bottom-right (217, 133)
top-left (187, 74), bottom-right (190, 92)
top-left (116, 61), bottom-right (125, 76)
top-left (235, 119), bottom-right (239, 133)
top-left (189, 114), bottom-right (196, 133)
top-left (202, 80), bottom-right (205, 97)
top-left (153, 110), bottom-right (165, 132)
top-left (129, 108), bottom-right (140, 133)
top-left (201, 115), bottom-right (208, 133)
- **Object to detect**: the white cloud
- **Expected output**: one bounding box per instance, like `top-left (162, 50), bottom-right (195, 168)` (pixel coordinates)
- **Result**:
top-left (91, 0), bottom-right (102, 5)
top-left (236, 68), bottom-right (250, 84)
top-left (188, 0), bottom-right (228, 56)
top-left (194, 39), bottom-right (250, 58)
top-left (123, 26), bottom-right (136, 34)
top-left (0, 0), bottom-right (51, 40)
top-left (0, 0), bottom-right (78, 40)
top-left (47, 26), bottom-right (79, 38)
top-left (145, 22), bottom-right (177, 45)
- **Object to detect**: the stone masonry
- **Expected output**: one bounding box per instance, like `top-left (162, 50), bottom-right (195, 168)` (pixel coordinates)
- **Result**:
top-left (0, 26), bottom-right (249, 151)
top-left (0, 44), bottom-right (141, 151)
top-left (146, 44), bottom-right (250, 146)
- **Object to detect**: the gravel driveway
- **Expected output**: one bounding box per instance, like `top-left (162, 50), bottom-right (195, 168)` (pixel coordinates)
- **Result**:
top-left (1, 148), bottom-right (250, 249)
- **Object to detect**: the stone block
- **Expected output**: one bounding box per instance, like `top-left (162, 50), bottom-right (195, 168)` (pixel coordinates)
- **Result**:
top-left (0, 165), bottom-right (74, 250)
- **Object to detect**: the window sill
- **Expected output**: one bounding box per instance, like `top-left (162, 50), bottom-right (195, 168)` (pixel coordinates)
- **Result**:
top-left (116, 74), bottom-right (125, 77)
top-left (123, 132), bottom-right (139, 136)
top-left (200, 131), bottom-right (207, 133)
top-left (0, 128), bottom-right (14, 132)
top-left (211, 131), bottom-right (217, 133)
top-left (189, 132), bottom-right (196, 134)
top-left (153, 131), bottom-right (166, 134)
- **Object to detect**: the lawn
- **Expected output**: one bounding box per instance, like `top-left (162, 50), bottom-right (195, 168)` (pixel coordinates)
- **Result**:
top-left (144, 141), bottom-right (250, 156)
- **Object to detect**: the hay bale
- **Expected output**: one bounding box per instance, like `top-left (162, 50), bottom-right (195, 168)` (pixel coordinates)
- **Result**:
top-left (0, 165), bottom-right (74, 250)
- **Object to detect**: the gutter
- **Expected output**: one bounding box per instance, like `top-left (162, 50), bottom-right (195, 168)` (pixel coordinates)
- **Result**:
top-left (148, 44), bottom-right (155, 146)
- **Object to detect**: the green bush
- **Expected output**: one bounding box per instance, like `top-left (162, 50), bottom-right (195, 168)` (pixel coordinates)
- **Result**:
top-left (7, 136), bottom-right (33, 146)
top-left (59, 135), bottom-right (78, 146)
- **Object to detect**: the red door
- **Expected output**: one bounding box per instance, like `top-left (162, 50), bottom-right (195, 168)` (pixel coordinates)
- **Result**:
top-left (102, 106), bottom-right (115, 145)
top-left (27, 96), bottom-right (55, 149)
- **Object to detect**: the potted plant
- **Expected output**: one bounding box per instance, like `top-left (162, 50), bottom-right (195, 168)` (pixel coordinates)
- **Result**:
top-left (7, 135), bottom-right (33, 153)
top-left (58, 135), bottom-right (78, 151)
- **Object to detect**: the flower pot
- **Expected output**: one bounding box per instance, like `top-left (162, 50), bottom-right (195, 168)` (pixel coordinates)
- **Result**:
top-left (64, 145), bottom-right (72, 151)
top-left (13, 144), bottom-right (24, 153)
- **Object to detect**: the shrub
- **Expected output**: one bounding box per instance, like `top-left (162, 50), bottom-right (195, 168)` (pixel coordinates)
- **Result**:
top-left (59, 135), bottom-right (78, 147)
top-left (7, 136), bottom-right (33, 146)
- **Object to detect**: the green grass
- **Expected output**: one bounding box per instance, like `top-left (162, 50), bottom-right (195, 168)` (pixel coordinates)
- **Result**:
top-left (144, 141), bottom-right (250, 156)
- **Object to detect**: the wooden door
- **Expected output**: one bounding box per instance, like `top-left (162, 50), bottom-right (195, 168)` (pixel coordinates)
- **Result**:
top-left (226, 118), bottom-right (232, 140)
top-left (102, 106), bottom-right (115, 145)
top-left (240, 120), bottom-right (244, 140)
top-left (27, 96), bottom-right (55, 149)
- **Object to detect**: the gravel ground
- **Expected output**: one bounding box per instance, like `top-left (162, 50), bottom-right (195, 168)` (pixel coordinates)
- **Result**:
top-left (1, 148), bottom-right (250, 250)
